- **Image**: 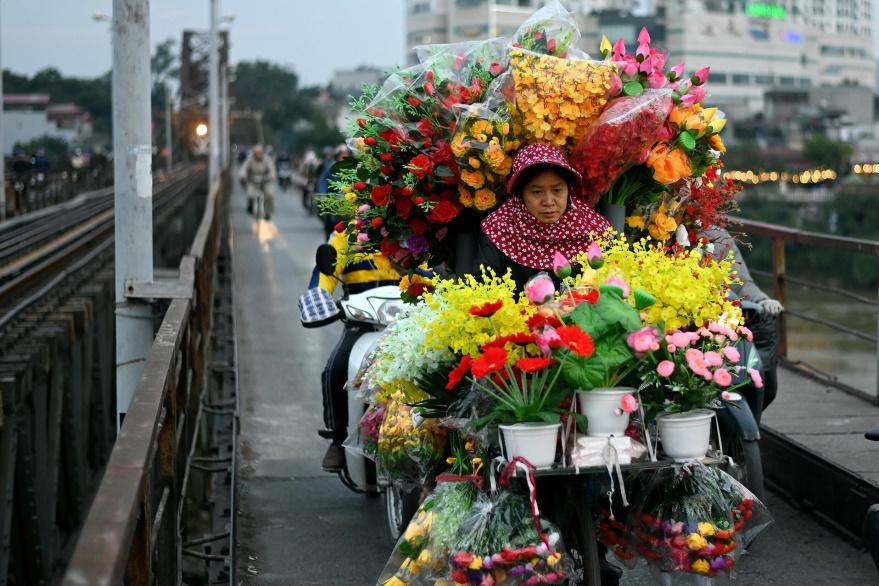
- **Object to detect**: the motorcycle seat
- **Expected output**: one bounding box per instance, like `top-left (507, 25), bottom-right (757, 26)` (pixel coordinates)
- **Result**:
top-left (866, 426), bottom-right (879, 441)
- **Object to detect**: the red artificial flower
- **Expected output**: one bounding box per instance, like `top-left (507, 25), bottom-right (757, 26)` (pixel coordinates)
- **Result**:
top-left (413, 196), bottom-right (425, 205)
top-left (395, 198), bottom-right (413, 219)
top-left (547, 38), bottom-right (557, 53)
top-left (430, 141), bottom-right (454, 165)
top-left (370, 217), bottom-right (383, 229)
top-left (407, 154), bottom-right (434, 180)
top-left (353, 181), bottom-right (367, 191)
top-left (445, 355), bottom-right (472, 391)
top-left (364, 136), bottom-right (377, 146)
top-left (357, 118), bottom-right (367, 128)
top-left (399, 186), bottom-right (414, 197)
top-left (469, 300), bottom-right (503, 317)
top-left (379, 238), bottom-right (400, 258)
top-left (489, 62), bottom-right (504, 76)
top-left (428, 200), bottom-right (459, 224)
top-left (407, 96), bottom-right (421, 108)
top-left (408, 218), bottom-right (429, 235)
top-left (534, 31), bottom-right (544, 41)
top-left (556, 325), bottom-right (596, 358)
top-left (334, 222), bottom-right (346, 233)
top-left (481, 332), bottom-right (536, 350)
top-left (370, 184), bottom-right (392, 207)
top-left (416, 119), bottom-right (434, 138)
top-left (526, 313), bottom-right (563, 330)
top-left (571, 289), bottom-right (600, 304)
top-left (471, 347), bottom-right (508, 378)
top-left (379, 153), bottom-right (393, 162)
top-left (516, 356), bottom-right (557, 373)
top-left (380, 165), bottom-right (393, 176)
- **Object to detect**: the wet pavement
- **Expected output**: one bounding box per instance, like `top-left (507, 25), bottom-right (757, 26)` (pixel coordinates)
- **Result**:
top-left (233, 181), bottom-right (877, 585)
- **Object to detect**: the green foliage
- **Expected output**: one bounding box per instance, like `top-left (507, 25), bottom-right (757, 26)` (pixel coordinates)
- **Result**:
top-left (803, 135), bottom-right (852, 171)
top-left (12, 135), bottom-right (69, 159)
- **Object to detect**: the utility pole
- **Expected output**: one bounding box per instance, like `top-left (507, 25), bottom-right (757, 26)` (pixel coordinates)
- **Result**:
top-left (208, 0), bottom-right (220, 185)
top-left (221, 64), bottom-right (229, 166)
top-left (0, 1), bottom-right (6, 222)
top-left (165, 81), bottom-right (173, 173)
top-left (113, 0), bottom-right (153, 427)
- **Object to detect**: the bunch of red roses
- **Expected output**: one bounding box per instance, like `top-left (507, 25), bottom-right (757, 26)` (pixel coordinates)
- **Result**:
top-left (676, 165), bottom-right (742, 238)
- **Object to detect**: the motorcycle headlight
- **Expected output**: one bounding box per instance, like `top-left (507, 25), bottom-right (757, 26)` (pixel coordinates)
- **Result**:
top-left (377, 300), bottom-right (405, 325)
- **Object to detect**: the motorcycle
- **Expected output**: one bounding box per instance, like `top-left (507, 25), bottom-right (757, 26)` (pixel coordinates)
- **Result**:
top-left (300, 244), bottom-right (418, 539)
top-left (277, 161), bottom-right (293, 191)
top-left (713, 299), bottom-right (778, 501)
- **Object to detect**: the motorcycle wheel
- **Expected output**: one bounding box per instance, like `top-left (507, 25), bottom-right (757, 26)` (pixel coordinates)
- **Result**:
top-left (558, 497), bottom-right (602, 586)
top-left (722, 431), bottom-right (766, 502)
top-left (385, 483), bottom-right (420, 541)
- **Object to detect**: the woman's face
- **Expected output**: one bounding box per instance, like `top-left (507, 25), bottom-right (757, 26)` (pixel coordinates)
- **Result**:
top-left (521, 168), bottom-right (569, 224)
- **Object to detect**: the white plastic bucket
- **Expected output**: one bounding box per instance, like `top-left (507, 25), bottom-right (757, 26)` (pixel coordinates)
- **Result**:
top-left (499, 422), bottom-right (561, 468)
top-left (576, 388), bottom-right (635, 437)
top-left (657, 409), bottom-right (715, 462)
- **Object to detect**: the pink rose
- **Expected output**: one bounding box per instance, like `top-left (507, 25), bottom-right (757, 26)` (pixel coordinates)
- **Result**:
top-left (703, 351), bottom-right (723, 367)
top-left (525, 273), bottom-right (556, 305)
top-left (620, 393), bottom-right (639, 413)
top-left (656, 360), bottom-right (675, 377)
top-left (747, 367), bottom-right (764, 388)
top-left (627, 326), bottom-right (660, 354)
top-left (722, 346), bottom-right (741, 363)
top-left (713, 368), bottom-right (732, 387)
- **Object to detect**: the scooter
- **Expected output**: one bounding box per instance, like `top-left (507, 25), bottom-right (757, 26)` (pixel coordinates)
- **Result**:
top-left (277, 161), bottom-right (293, 191)
top-left (300, 245), bottom-right (417, 538)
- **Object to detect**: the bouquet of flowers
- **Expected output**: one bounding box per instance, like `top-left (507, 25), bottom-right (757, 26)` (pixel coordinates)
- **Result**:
top-left (627, 462), bottom-right (772, 578)
top-left (637, 322), bottom-right (763, 419)
top-left (446, 490), bottom-right (571, 585)
top-left (346, 401), bottom-right (387, 459)
top-left (377, 390), bottom-right (448, 488)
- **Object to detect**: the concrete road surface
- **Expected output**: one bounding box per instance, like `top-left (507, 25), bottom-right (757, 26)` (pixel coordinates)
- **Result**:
top-left (234, 182), bottom-right (877, 585)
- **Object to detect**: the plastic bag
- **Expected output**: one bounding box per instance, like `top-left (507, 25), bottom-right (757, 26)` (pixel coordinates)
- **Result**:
top-left (344, 401), bottom-right (386, 460)
top-left (627, 462), bottom-right (773, 579)
top-left (377, 481), bottom-right (478, 586)
top-left (569, 90), bottom-right (673, 206)
top-left (511, 0), bottom-right (582, 58)
top-left (509, 48), bottom-right (616, 149)
top-left (377, 393), bottom-right (448, 489)
top-left (451, 103), bottom-right (519, 212)
top-left (446, 489), bottom-right (572, 585)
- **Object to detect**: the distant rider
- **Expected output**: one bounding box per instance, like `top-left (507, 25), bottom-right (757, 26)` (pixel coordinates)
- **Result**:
top-left (307, 231), bottom-right (403, 472)
top-left (239, 144), bottom-right (277, 220)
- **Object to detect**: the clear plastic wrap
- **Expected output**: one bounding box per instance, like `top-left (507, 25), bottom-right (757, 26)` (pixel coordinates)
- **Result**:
top-left (377, 394), bottom-right (448, 489)
top-left (446, 489), bottom-right (573, 585)
top-left (512, 0), bottom-right (582, 58)
top-left (344, 401), bottom-right (386, 461)
top-left (569, 90), bottom-right (673, 207)
top-left (627, 462), bottom-right (773, 579)
top-left (508, 48), bottom-right (616, 149)
top-left (451, 103), bottom-right (519, 211)
top-left (377, 481), bottom-right (478, 586)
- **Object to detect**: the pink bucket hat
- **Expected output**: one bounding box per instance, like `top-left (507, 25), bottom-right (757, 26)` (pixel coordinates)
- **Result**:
top-left (505, 143), bottom-right (582, 195)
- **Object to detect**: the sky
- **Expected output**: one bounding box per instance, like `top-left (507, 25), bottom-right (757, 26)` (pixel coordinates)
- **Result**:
top-left (2, 0), bottom-right (406, 87)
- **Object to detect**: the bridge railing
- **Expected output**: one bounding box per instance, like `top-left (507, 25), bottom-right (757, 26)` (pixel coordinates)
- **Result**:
top-left (731, 216), bottom-right (879, 398)
top-left (62, 175), bottom-right (226, 585)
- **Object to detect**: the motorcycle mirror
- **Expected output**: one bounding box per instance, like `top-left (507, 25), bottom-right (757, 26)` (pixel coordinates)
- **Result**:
top-left (316, 244), bottom-right (337, 276)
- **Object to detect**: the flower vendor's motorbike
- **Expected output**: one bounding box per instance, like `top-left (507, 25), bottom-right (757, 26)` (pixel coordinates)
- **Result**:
top-left (713, 300), bottom-right (778, 501)
top-left (305, 244), bottom-right (417, 536)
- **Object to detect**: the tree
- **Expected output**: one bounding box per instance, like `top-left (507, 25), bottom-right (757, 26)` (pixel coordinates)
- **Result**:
top-left (803, 135), bottom-right (852, 172)
top-left (13, 135), bottom-right (70, 160)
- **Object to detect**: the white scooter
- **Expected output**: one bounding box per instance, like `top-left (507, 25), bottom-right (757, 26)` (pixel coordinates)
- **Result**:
top-left (302, 245), bottom-right (417, 538)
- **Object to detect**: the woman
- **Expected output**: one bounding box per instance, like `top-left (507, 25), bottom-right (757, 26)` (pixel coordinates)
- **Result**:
top-left (474, 143), bottom-right (611, 289)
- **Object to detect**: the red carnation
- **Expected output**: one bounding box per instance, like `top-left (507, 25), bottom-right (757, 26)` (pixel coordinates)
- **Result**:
top-left (469, 300), bottom-right (503, 317)
top-left (353, 181), bottom-right (367, 191)
top-left (428, 200), bottom-right (459, 224)
top-left (407, 154), bottom-right (434, 180)
top-left (364, 136), bottom-right (377, 146)
top-left (471, 347), bottom-right (508, 378)
top-left (379, 153), bottom-right (393, 162)
top-left (395, 198), bottom-right (413, 219)
top-left (557, 325), bottom-right (595, 358)
top-left (445, 355), bottom-right (472, 391)
top-left (416, 119), bottom-right (434, 138)
top-left (380, 165), bottom-right (393, 176)
top-left (334, 222), bottom-right (346, 233)
top-left (408, 218), bottom-right (428, 235)
top-left (430, 141), bottom-right (454, 165)
top-left (370, 217), bottom-right (383, 229)
top-left (517, 356), bottom-right (557, 373)
top-left (370, 184), bottom-right (392, 206)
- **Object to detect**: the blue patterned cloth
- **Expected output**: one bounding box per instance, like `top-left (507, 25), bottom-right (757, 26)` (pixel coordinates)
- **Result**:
top-left (299, 287), bottom-right (341, 328)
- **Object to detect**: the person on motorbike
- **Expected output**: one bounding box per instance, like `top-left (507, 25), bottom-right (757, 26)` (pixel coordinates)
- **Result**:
top-left (307, 230), bottom-right (404, 472)
top-left (239, 144), bottom-right (277, 219)
top-left (317, 145), bottom-right (352, 238)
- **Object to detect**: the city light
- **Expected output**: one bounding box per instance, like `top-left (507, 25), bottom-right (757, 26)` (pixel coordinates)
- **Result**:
top-left (195, 123), bottom-right (209, 137)
top-left (723, 167), bottom-right (838, 185)
top-left (852, 163), bottom-right (879, 176)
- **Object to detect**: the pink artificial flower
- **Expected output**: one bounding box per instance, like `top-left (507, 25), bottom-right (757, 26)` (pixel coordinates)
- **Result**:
top-left (692, 66), bottom-right (710, 85)
top-left (638, 27), bottom-right (651, 46)
top-left (636, 42), bottom-right (650, 60)
top-left (657, 360), bottom-right (675, 377)
top-left (708, 322), bottom-right (737, 340)
top-left (587, 241), bottom-right (604, 269)
top-left (357, 204), bottom-right (371, 213)
top-left (525, 274), bottom-right (556, 305)
top-left (620, 394), bottom-right (639, 413)
top-left (639, 55), bottom-right (653, 74)
top-left (747, 367), bottom-right (764, 388)
top-left (605, 277), bottom-right (630, 298)
top-left (612, 38), bottom-right (627, 60)
top-left (685, 348), bottom-right (711, 378)
top-left (656, 123), bottom-right (674, 142)
top-left (356, 232), bottom-right (369, 242)
top-left (627, 327), bottom-right (660, 354)
top-left (552, 251), bottom-right (571, 278)
top-left (666, 331), bottom-right (697, 349)
top-left (688, 85), bottom-right (707, 103)
top-left (668, 63), bottom-right (685, 81)
top-left (648, 70), bottom-right (666, 89)
top-left (667, 344), bottom-right (676, 353)
top-left (713, 368), bottom-right (732, 387)
top-left (537, 328), bottom-right (561, 355)
top-left (739, 326), bottom-right (754, 342)
top-left (703, 351), bottom-right (723, 367)
top-left (608, 73), bottom-right (622, 95)
top-left (623, 60), bottom-right (639, 77)
top-left (679, 93), bottom-right (699, 106)
top-left (698, 327), bottom-right (712, 337)
top-left (722, 346), bottom-right (741, 363)
top-left (649, 48), bottom-right (666, 71)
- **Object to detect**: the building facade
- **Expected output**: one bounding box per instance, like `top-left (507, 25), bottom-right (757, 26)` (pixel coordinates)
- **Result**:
top-left (2, 94), bottom-right (93, 156)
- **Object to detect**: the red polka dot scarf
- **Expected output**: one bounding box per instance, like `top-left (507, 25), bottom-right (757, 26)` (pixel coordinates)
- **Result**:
top-left (481, 197), bottom-right (611, 269)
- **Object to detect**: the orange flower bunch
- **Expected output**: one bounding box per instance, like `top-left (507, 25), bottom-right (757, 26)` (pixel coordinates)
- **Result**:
top-left (452, 108), bottom-right (520, 211)
top-left (510, 48), bottom-right (616, 149)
